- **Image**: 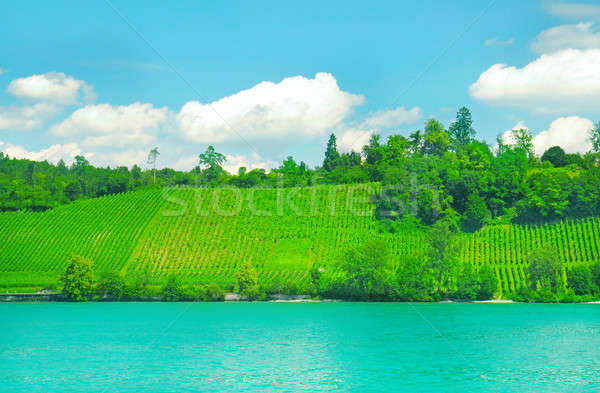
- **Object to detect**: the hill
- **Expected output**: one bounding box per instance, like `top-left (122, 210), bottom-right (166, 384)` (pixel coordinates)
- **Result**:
top-left (0, 184), bottom-right (599, 293)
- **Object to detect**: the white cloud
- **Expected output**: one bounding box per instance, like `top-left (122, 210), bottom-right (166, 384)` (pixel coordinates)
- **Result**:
top-left (0, 103), bottom-right (61, 130)
top-left (7, 72), bottom-right (95, 105)
top-left (532, 22), bottom-right (600, 53)
top-left (496, 117), bottom-right (594, 156)
top-left (0, 140), bottom-right (82, 164)
top-left (532, 116), bottom-right (594, 155)
top-left (545, 1), bottom-right (600, 21)
top-left (484, 37), bottom-right (515, 47)
top-left (51, 102), bottom-right (169, 148)
top-left (176, 72), bottom-right (364, 143)
top-left (362, 106), bottom-right (422, 128)
top-left (497, 121), bottom-right (529, 147)
top-left (337, 129), bottom-right (373, 152)
top-left (470, 49), bottom-right (600, 113)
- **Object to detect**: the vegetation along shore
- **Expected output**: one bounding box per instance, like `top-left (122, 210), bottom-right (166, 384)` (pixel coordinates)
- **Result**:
top-left (1, 107), bottom-right (600, 303)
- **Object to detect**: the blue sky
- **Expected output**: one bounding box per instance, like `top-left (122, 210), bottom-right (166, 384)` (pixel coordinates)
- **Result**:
top-left (1, 0), bottom-right (600, 171)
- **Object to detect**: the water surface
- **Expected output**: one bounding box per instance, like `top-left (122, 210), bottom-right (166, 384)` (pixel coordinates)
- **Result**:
top-left (1, 303), bottom-right (599, 392)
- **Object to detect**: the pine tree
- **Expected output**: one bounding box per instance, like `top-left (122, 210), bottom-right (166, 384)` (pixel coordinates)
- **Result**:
top-left (323, 133), bottom-right (340, 171)
top-left (449, 106), bottom-right (475, 149)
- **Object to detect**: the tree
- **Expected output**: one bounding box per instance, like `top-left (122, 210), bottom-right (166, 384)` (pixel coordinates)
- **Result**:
top-left (323, 133), bottom-right (340, 171)
top-left (449, 106), bottom-right (475, 149)
top-left (527, 247), bottom-right (562, 290)
top-left (462, 193), bottom-right (491, 232)
top-left (199, 145), bottom-right (226, 169)
top-left (97, 272), bottom-right (126, 299)
top-left (511, 128), bottom-right (534, 160)
top-left (589, 121), bottom-right (600, 153)
top-left (162, 276), bottom-right (184, 301)
top-left (61, 255), bottom-right (94, 301)
top-left (422, 118), bottom-right (450, 156)
top-left (340, 240), bottom-right (392, 300)
top-left (427, 217), bottom-right (459, 293)
top-left (236, 259), bottom-right (259, 296)
top-left (147, 147), bottom-right (160, 184)
top-left (567, 265), bottom-right (598, 296)
top-left (541, 146), bottom-right (567, 167)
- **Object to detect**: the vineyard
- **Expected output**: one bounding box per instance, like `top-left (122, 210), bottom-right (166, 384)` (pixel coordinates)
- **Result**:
top-left (0, 184), bottom-right (599, 292)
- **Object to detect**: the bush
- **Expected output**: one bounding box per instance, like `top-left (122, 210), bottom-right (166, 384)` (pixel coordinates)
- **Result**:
top-left (181, 284), bottom-right (208, 301)
top-left (96, 272), bottom-right (126, 300)
top-left (207, 283), bottom-right (225, 301)
top-left (528, 247), bottom-right (563, 290)
top-left (236, 260), bottom-right (258, 295)
top-left (162, 276), bottom-right (184, 301)
top-left (61, 255), bottom-right (94, 302)
top-left (567, 265), bottom-right (598, 295)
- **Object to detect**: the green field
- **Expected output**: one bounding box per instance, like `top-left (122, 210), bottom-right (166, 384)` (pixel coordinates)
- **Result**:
top-left (0, 184), bottom-right (599, 293)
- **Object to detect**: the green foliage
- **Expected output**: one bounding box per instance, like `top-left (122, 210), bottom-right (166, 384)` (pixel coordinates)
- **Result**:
top-left (528, 248), bottom-right (563, 290)
top-left (448, 106), bottom-right (475, 149)
top-left (541, 146), bottom-right (567, 167)
top-left (462, 193), bottom-right (491, 232)
top-left (323, 133), bottom-right (340, 171)
top-left (567, 265), bottom-right (598, 296)
top-left (206, 283), bottom-right (225, 301)
top-left (162, 276), bottom-right (184, 301)
top-left (96, 272), bottom-right (126, 300)
top-left (236, 259), bottom-right (259, 296)
top-left (61, 255), bottom-right (94, 301)
top-left (337, 240), bottom-right (392, 300)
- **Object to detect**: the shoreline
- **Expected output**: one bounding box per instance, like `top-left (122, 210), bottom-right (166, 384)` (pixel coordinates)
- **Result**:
top-left (1, 292), bottom-right (599, 303)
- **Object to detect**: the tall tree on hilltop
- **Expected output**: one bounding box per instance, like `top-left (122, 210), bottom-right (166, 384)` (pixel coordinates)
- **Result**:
top-left (199, 145), bottom-right (227, 183)
top-left (449, 106), bottom-right (475, 150)
top-left (511, 128), bottom-right (534, 161)
top-left (198, 145), bottom-right (226, 170)
top-left (323, 133), bottom-right (340, 171)
top-left (422, 118), bottom-right (450, 156)
top-left (147, 147), bottom-right (160, 184)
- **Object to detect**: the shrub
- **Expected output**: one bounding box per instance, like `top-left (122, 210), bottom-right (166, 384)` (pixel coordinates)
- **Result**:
top-left (96, 272), bottom-right (126, 300)
top-left (207, 283), bottom-right (225, 301)
top-left (162, 276), bottom-right (184, 301)
top-left (567, 265), bottom-right (598, 296)
top-left (61, 255), bottom-right (94, 302)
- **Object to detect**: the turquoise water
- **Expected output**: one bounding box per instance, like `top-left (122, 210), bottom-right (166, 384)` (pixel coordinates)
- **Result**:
top-left (1, 303), bottom-right (599, 392)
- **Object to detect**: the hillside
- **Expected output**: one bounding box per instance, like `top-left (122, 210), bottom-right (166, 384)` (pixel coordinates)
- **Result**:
top-left (0, 184), bottom-right (599, 293)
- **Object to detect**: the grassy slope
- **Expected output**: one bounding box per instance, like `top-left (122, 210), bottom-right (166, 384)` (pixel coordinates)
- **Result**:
top-left (0, 185), bottom-right (598, 292)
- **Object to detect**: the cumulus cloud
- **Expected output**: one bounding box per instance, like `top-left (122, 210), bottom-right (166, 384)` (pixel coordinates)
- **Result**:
top-left (532, 116), bottom-right (594, 155)
top-left (51, 102), bottom-right (169, 148)
top-left (469, 49), bottom-right (600, 113)
top-left (484, 37), bottom-right (515, 47)
top-left (176, 72), bottom-right (364, 143)
top-left (496, 118), bottom-right (594, 156)
top-left (337, 129), bottom-right (373, 152)
top-left (7, 72), bottom-right (95, 105)
top-left (0, 103), bottom-right (61, 130)
top-left (532, 22), bottom-right (600, 53)
top-left (545, 1), bottom-right (600, 21)
top-left (497, 121), bottom-right (529, 147)
top-left (362, 106), bottom-right (422, 129)
top-left (0, 140), bottom-right (82, 164)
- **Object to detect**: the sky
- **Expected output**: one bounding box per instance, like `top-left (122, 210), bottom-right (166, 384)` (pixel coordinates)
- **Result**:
top-left (1, 0), bottom-right (600, 172)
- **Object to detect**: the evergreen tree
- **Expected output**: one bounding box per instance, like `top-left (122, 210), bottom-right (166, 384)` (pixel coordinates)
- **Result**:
top-left (323, 133), bottom-right (340, 171)
top-left (449, 106), bottom-right (475, 149)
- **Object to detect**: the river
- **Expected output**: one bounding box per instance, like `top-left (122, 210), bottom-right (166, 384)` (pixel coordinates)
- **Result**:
top-left (1, 302), bottom-right (599, 392)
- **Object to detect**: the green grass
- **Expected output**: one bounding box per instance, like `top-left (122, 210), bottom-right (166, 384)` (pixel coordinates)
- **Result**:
top-left (0, 184), bottom-right (599, 293)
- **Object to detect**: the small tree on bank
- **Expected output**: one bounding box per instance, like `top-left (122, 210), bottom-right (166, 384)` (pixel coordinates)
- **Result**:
top-left (528, 247), bottom-right (563, 291)
top-left (236, 260), bottom-right (259, 298)
top-left (61, 255), bottom-right (94, 301)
